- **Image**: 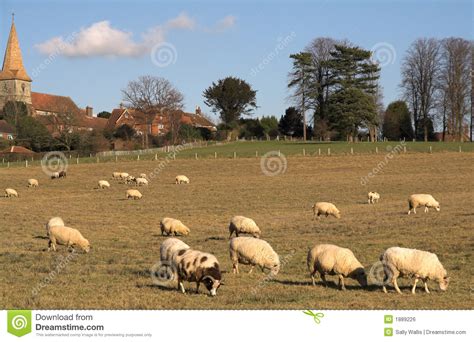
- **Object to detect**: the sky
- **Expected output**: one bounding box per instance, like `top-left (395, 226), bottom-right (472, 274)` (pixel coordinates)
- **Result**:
top-left (0, 0), bottom-right (472, 122)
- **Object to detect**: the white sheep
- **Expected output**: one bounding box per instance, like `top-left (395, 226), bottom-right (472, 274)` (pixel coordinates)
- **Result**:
top-left (51, 172), bottom-right (60, 179)
top-left (4, 188), bottom-right (18, 198)
top-left (120, 172), bottom-right (130, 180)
top-left (98, 180), bottom-right (110, 189)
top-left (312, 202), bottom-right (341, 220)
top-left (45, 216), bottom-right (65, 234)
top-left (381, 247), bottom-right (449, 294)
top-left (175, 175), bottom-right (190, 184)
top-left (229, 237), bottom-right (280, 275)
top-left (368, 191), bottom-right (380, 204)
top-left (307, 244), bottom-right (367, 290)
top-left (126, 189), bottom-right (142, 200)
top-left (48, 225), bottom-right (90, 253)
top-left (125, 176), bottom-right (137, 184)
top-left (160, 217), bottom-right (190, 236)
top-left (228, 215), bottom-right (261, 238)
top-left (175, 248), bottom-right (222, 296)
top-left (112, 172), bottom-right (122, 180)
top-left (135, 177), bottom-right (148, 186)
top-left (27, 179), bottom-right (39, 188)
top-left (408, 194), bottom-right (440, 214)
top-left (139, 173), bottom-right (148, 179)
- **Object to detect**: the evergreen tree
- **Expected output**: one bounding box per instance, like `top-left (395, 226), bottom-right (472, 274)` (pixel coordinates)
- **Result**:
top-left (383, 101), bottom-right (414, 140)
top-left (278, 107), bottom-right (304, 137)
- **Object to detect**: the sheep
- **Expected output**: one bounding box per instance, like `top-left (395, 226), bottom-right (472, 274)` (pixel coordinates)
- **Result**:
top-left (139, 173), bottom-right (148, 179)
top-left (175, 175), bottom-right (190, 184)
top-left (45, 216), bottom-right (65, 233)
top-left (112, 172), bottom-right (122, 180)
top-left (58, 170), bottom-right (67, 178)
top-left (312, 202), bottom-right (341, 220)
top-left (160, 238), bottom-right (190, 263)
top-left (380, 247), bottom-right (449, 294)
top-left (408, 194), bottom-right (440, 214)
top-left (48, 225), bottom-right (90, 253)
top-left (98, 180), bottom-right (110, 189)
top-left (51, 172), bottom-right (60, 179)
top-left (307, 244), bottom-right (367, 290)
top-left (125, 176), bottom-right (137, 185)
top-left (160, 217), bottom-right (190, 236)
top-left (126, 189), bottom-right (142, 200)
top-left (4, 188), bottom-right (18, 198)
top-left (228, 215), bottom-right (261, 238)
top-left (368, 191), bottom-right (380, 204)
top-left (119, 172), bottom-right (129, 180)
top-left (175, 248), bottom-right (222, 296)
top-left (135, 177), bottom-right (148, 186)
top-left (27, 178), bottom-right (39, 188)
top-left (229, 237), bottom-right (280, 276)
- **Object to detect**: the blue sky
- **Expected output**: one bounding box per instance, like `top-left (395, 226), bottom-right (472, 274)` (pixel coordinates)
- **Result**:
top-left (0, 0), bottom-right (472, 122)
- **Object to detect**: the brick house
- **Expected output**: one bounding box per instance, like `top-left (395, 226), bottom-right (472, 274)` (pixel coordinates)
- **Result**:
top-left (0, 119), bottom-right (15, 140)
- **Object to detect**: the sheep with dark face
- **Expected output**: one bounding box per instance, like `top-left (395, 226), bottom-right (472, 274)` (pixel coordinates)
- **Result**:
top-left (58, 171), bottom-right (67, 178)
top-left (175, 249), bottom-right (222, 296)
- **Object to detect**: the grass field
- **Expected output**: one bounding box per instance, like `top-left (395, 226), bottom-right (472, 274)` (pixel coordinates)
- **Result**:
top-left (0, 148), bottom-right (473, 309)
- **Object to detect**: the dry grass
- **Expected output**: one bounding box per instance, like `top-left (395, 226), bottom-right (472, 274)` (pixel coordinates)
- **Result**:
top-left (0, 152), bottom-right (472, 309)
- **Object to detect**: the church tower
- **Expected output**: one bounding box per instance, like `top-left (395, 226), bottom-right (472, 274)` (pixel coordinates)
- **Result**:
top-left (0, 16), bottom-right (32, 111)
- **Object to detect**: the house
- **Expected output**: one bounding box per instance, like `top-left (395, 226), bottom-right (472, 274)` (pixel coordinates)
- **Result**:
top-left (0, 119), bottom-right (15, 140)
top-left (0, 18), bottom-right (106, 135)
top-left (0, 145), bottom-right (35, 157)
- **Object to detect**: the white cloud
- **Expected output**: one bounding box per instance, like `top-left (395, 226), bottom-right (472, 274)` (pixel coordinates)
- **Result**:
top-left (35, 13), bottom-right (235, 58)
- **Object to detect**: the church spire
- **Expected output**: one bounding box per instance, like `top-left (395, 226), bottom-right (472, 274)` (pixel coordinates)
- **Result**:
top-left (0, 17), bottom-right (31, 82)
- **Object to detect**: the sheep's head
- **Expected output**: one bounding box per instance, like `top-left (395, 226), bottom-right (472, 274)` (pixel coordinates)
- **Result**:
top-left (270, 263), bottom-right (280, 276)
top-left (352, 267), bottom-right (368, 287)
top-left (439, 276), bottom-right (450, 291)
top-left (80, 239), bottom-right (91, 253)
top-left (202, 275), bottom-right (222, 296)
top-left (434, 202), bottom-right (441, 211)
top-left (335, 211), bottom-right (341, 219)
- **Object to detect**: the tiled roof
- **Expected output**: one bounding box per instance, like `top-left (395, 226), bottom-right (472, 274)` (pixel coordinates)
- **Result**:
top-left (31, 92), bottom-right (81, 115)
top-left (1, 145), bottom-right (35, 154)
top-left (0, 119), bottom-right (15, 133)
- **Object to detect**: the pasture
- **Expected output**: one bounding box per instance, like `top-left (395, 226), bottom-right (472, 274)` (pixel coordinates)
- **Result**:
top-left (0, 149), bottom-right (472, 309)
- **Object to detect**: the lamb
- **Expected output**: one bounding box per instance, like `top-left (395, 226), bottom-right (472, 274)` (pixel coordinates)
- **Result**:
top-left (98, 180), bottom-right (110, 189)
top-left (4, 188), bottom-right (18, 198)
top-left (175, 248), bottom-right (222, 296)
top-left (48, 225), bottom-right (90, 253)
top-left (408, 194), bottom-right (440, 214)
top-left (368, 191), bottom-right (380, 204)
top-left (380, 247), bottom-right (449, 294)
top-left (160, 217), bottom-right (190, 236)
top-left (312, 202), bottom-right (341, 220)
top-left (135, 177), bottom-right (148, 186)
top-left (175, 175), bottom-right (190, 184)
top-left (126, 189), bottom-right (142, 200)
top-left (228, 215), bottom-right (261, 238)
top-left (27, 178), bottom-right (39, 188)
top-left (229, 237), bottom-right (280, 275)
top-left (139, 173), bottom-right (148, 179)
top-left (307, 244), bottom-right (367, 290)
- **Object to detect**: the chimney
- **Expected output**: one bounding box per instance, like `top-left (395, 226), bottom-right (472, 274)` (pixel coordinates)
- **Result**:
top-left (195, 105), bottom-right (201, 115)
top-left (119, 102), bottom-right (124, 109)
top-left (86, 106), bottom-right (93, 117)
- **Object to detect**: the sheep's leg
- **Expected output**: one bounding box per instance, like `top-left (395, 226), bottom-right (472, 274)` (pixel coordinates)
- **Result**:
top-left (195, 281), bottom-right (200, 294)
top-left (383, 285), bottom-right (388, 293)
top-left (338, 275), bottom-right (346, 291)
top-left (233, 262), bottom-right (239, 274)
top-left (424, 206), bottom-right (429, 213)
top-left (423, 280), bottom-right (430, 294)
top-left (248, 265), bottom-right (254, 274)
top-left (321, 274), bottom-right (328, 287)
top-left (177, 278), bottom-right (186, 294)
top-left (310, 270), bottom-right (317, 286)
top-left (411, 278), bottom-right (418, 294)
top-left (413, 207), bottom-right (417, 214)
top-left (393, 277), bottom-right (402, 294)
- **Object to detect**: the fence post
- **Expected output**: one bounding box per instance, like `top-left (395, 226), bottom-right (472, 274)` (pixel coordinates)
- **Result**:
top-left (96, 156), bottom-right (99, 163)
top-left (233, 152), bottom-right (236, 159)
top-left (195, 153), bottom-right (198, 160)
top-left (375, 147), bottom-right (379, 154)
top-left (173, 152), bottom-right (176, 160)
top-left (25, 160), bottom-right (28, 167)
top-left (116, 155), bottom-right (118, 162)
top-left (214, 152), bottom-right (217, 159)
top-left (403, 146), bottom-right (407, 153)
top-left (76, 157), bottom-right (79, 164)
top-left (327, 148), bottom-right (330, 156)
top-left (256, 151), bottom-right (258, 158)
top-left (458, 146), bottom-right (462, 153)
top-left (429, 146), bottom-right (432, 153)
top-left (318, 148), bottom-right (321, 156)
top-left (137, 155), bottom-right (140, 161)
top-left (278, 150), bottom-right (281, 157)
top-left (154, 154), bottom-right (158, 161)
top-left (351, 147), bottom-right (354, 155)
top-left (303, 148), bottom-right (306, 156)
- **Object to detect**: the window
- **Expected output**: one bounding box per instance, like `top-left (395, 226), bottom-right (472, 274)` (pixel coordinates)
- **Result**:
top-left (7, 134), bottom-right (14, 140)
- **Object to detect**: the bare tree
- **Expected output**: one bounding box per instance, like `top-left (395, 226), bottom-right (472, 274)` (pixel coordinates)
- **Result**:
top-left (122, 76), bottom-right (184, 147)
top-left (401, 38), bottom-right (441, 141)
top-left (438, 38), bottom-right (471, 141)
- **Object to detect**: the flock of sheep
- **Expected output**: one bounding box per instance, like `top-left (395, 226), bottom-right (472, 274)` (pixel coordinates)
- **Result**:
top-left (3, 168), bottom-right (449, 298)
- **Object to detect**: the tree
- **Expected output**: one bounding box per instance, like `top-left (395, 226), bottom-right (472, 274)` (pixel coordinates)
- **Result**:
top-left (260, 116), bottom-right (279, 138)
top-left (2, 101), bottom-right (29, 126)
top-left (122, 75), bottom-right (184, 148)
top-left (288, 52), bottom-right (314, 141)
top-left (278, 107), bottom-right (304, 137)
top-left (113, 124), bottom-right (136, 141)
top-left (382, 101), bottom-right (414, 140)
top-left (203, 77), bottom-right (257, 128)
top-left (401, 38), bottom-right (441, 141)
top-left (238, 118), bottom-right (264, 139)
top-left (97, 111), bottom-right (111, 119)
top-left (327, 87), bottom-right (377, 141)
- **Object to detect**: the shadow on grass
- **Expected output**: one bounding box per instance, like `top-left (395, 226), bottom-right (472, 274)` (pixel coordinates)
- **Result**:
top-left (33, 235), bottom-right (49, 240)
top-left (205, 236), bottom-right (226, 241)
top-left (272, 278), bottom-right (375, 292)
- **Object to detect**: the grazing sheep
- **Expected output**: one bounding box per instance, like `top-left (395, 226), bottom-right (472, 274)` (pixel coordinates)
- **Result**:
top-left (27, 178), bottom-right (39, 188)
top-left (368, 191), bottom-right (380, 204)
top-left (160, 217), bottom-right (190, 236)
top-left (160, 238), bottom-right (190, 263)
top-left (229, 237), bottom-right (280, 275)
top-left (4, 188), bottom-right (18, 198)
top-left (45, 216), bottom-right (65, 235)
top-left (98, 180), bottom-right (110, 189)
top-left (408, 194), bottom-right (440, 214)
top-left (139, 173), bottom-right (148, 179)
top-left (48, 225), bottom-right (90, 253)
top-left (228, 215), bottom-right (261, 238)
top-left (58, 170), bottom-right (67, 178)
top-left (312, 202), bottom-right (341, 220)
top-left (381, 247), bottom-right (449, 294)
top-left (51, 172), bottom-right (60, 179)
top-left (119, 172), bottom-right (129, 180)
top-left (175, 248), bottom-right (222, 296)
top-left (126, 189), bottom-right (142, 200)
top-left (125, 176), bottom-right (137, 185)
top-left (112, 172), bottom-right (122, 180)
top-left (307, 244), bottom-right (367, 290)
top-left (175, 175), bottom-right (190, 184)
top-left (135, 177), bottom-right (148, 186)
